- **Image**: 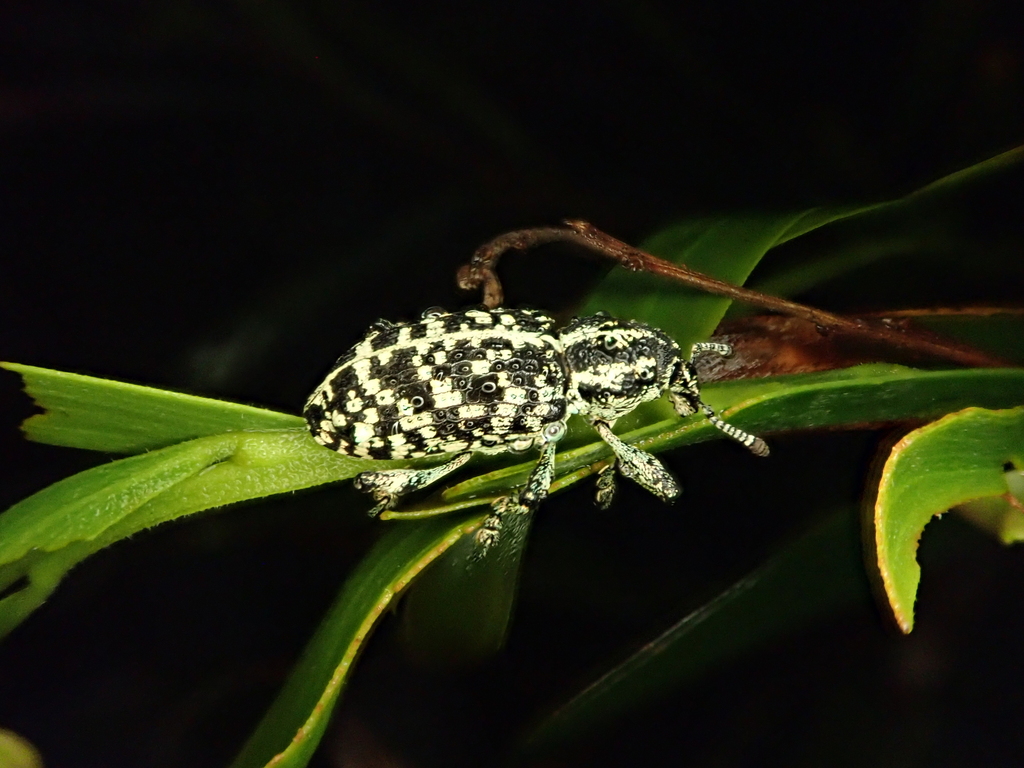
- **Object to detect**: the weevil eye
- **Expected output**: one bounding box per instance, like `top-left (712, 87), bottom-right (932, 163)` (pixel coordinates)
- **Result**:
top-left (602, 335), bottom-right (619, 351)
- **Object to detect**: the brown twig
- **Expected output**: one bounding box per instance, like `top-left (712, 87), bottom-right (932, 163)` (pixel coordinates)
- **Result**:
top-left (456, 220), bottom-right (1013, 369)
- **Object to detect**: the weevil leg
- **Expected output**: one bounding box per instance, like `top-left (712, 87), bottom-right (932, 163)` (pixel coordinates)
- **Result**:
top-left (355, 452), bottom-right (472, 517)
top-left (476, 440), bottom-right (557, 553)
top-left (668, 359), bottom-right (770, 457)
top-left (668, 359), bottom-right (703, 417)
top-left (594, 461), bottom-right (618, 510)
top-left (692, 341), bottom-right (733, 357)
top-left (593, 421), bottom-right (681, 504)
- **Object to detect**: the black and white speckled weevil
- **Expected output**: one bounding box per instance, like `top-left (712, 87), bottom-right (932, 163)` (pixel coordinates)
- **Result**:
top-left (304, 307), bottom-right (768, 551)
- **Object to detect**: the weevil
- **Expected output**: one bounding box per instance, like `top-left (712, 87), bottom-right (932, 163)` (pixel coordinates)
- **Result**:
top-left (304, 307), bottom-right (768, 551)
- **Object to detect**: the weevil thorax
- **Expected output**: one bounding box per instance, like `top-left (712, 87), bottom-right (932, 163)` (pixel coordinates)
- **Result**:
top-left (558, 315), bottom-right (681, 423)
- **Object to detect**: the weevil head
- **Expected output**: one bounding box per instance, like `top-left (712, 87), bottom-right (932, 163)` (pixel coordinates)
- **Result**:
top-left (558, 314), bottom-right (681, 422)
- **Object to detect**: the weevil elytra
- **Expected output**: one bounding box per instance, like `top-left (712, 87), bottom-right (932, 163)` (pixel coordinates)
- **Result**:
top-left (304, 307), bottom-right (768, 551)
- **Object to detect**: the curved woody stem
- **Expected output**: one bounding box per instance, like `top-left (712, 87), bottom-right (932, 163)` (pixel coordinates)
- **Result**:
top-left (456, 220), bottom-right (1011, 369)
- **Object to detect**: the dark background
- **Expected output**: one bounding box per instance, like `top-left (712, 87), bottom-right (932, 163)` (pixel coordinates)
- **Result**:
top-left (2, 2), bottom-right (1024, 766)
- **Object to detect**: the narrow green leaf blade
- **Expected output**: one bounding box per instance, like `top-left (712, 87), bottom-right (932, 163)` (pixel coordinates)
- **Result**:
top-left (579, 145), bottom-right (1024, 345)
top-left (0, 439), bottom-right (233, 564)
top-left (520, 510), bottom-right (868, 756)
top-left (399, 508), bottom-right (533, 666)
top-left (745, 145), bottom-right (1024, 300)
top-left (0, 431), bottom-right (372, 638)
top-left (579, 213), bottom-right (822, 351)
top-left (744, 234), bottom-right (941, 302)
top-left (0, 437), bottom-right (231, 637)
top-left (869, 406), bottom-right (1024, 633)
top-left (911, 311), bottom-right (1024, 366)
top-left (903, 144), bottom-right (1024, 198)
top-left (956, 487), bottom-right (1024, 545)
top-left (115, 431), bottom-right (372, 535)
top-left (678, 366), bottom-right (1024, 439)
top-left (1, 362), bottom-right (303, 454)
top-left (229, 512), bottom-right (486, 768)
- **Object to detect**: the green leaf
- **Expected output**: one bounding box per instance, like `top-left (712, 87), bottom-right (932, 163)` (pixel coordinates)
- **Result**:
top-left (1, 362), bottom-right (303, 454)
top-left (0, 728), bottom-right (44, 768)
top-left (743, 145), bottom-right (1024, 301)
top-left (677, 366), bottom-right (1024, 439)
top-left (229, 512), bottom-right (486, 768)
top-left (399, 508), bottom-right (534, 666)
top-left (520, 509), bottom-right (869, 757)
top-left (0, 439), bottom-right (232, 563)
top-left (0, 431), bottom-right (371, 638)
top-left (579, 144), bottom-right (1024, 348)
top-left (956, 484), bottom-right (1024, 545)
top-left (743, 234), bottom-right (947, 302)
top-left (867, 406), bottom-right (1024, 633)
top-left (910, 311), bottom-right (1024, 366)
top-left (902, 144), bottom-right (1024, 198)
top-left (578, 212), bottom-right (855, 352)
